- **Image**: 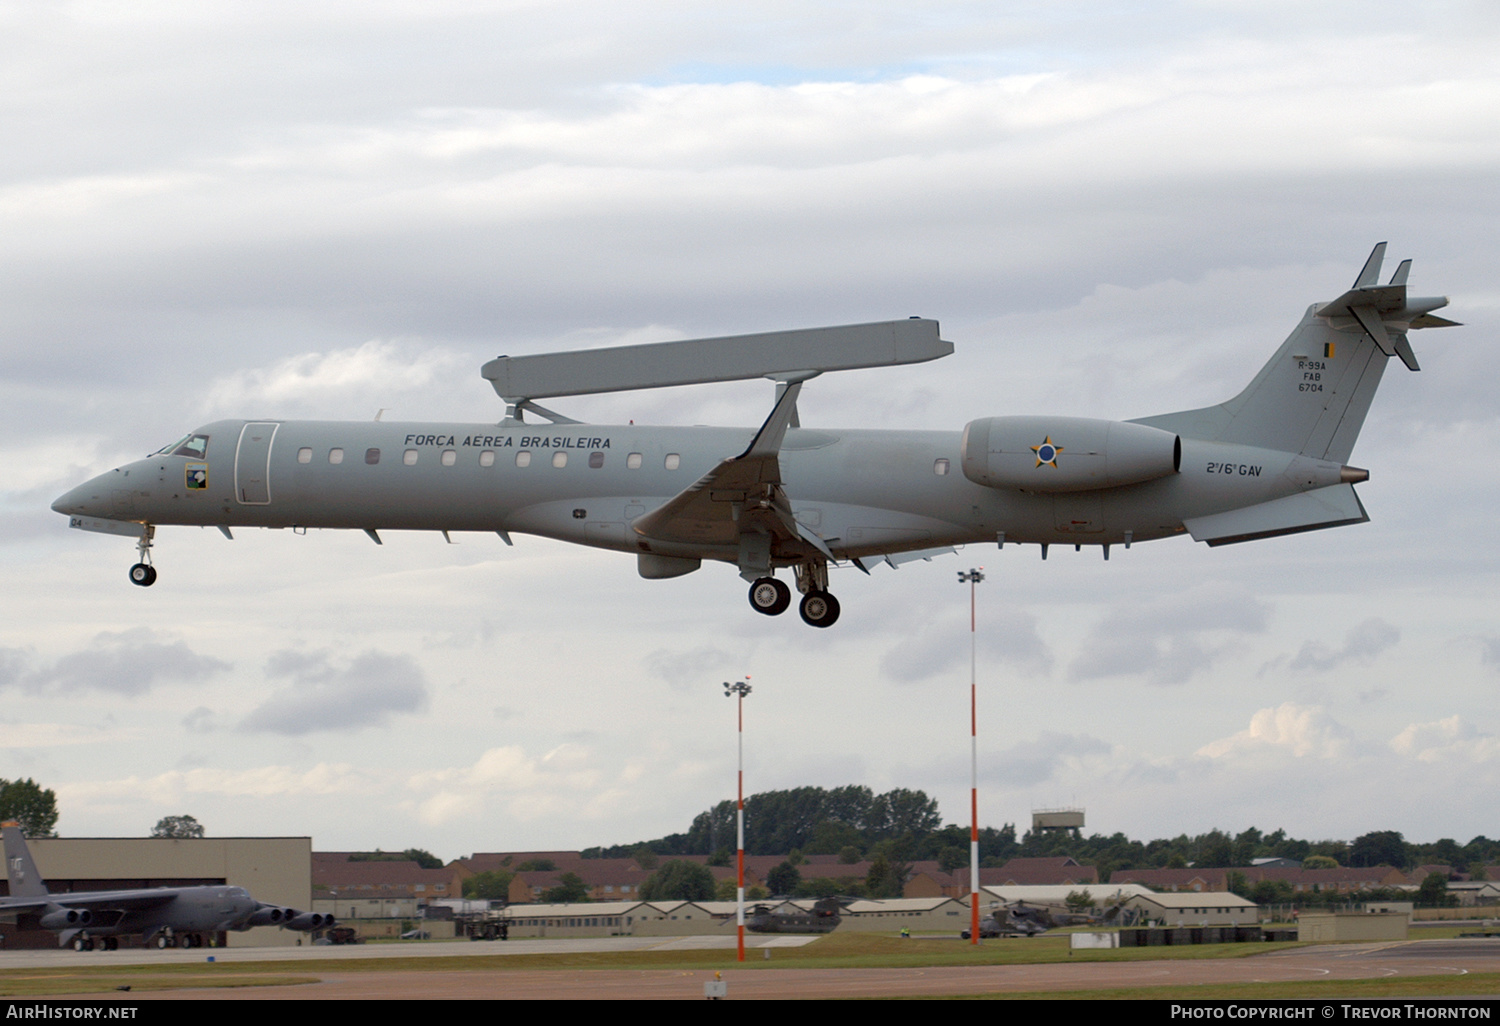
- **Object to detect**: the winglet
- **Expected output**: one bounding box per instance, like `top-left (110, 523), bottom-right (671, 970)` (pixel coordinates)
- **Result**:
top-left (741, 378), bottom-right (808, 461)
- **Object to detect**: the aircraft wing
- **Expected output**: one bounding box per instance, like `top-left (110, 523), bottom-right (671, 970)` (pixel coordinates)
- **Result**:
top-left (632, 378), bottom-right (829, 560)
top-left (0, 891), bottom-right (177, 914)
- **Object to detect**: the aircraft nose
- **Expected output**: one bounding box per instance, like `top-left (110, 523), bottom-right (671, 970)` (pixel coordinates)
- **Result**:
top-left (52, 483), bottom-right (90, 516)
top-left (52, 468), bottom-right (124, 517)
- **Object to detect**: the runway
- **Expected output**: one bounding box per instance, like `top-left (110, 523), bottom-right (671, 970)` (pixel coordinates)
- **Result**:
top-left (16, 937), bottom-right (1499, 1000)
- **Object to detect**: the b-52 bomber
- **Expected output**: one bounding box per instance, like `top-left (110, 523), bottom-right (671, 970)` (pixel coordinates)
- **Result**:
top-left (0, 822), bottom-right (333, 950)
top-left (52, 245), bottom-right (1455, 627)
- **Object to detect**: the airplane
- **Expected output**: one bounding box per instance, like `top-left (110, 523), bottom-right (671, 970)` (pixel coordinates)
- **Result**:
top-left (0, 821), bottom-right (334, 950)
top-left (51, 244), bottom-right (1456, 628)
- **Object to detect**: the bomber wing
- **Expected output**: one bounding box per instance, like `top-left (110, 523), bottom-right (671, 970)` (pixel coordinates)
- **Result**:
top-left (0, 890), bottom-right (177, 915)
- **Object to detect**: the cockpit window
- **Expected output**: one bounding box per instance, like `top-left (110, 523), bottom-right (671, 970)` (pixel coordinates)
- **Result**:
top-left (155, 434), bottom-right (210, 459)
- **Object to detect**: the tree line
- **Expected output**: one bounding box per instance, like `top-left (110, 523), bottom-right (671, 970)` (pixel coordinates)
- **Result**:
top-left (582, 784), bottom-right (1500, 881)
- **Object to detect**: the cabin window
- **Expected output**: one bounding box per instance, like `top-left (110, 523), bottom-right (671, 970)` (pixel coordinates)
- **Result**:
top-left (297, 447), bottom-right (312, 464)
top-left (588, 451), bottom-right (605, 469)
top-left (516, 451), bottom-right (531, 467)
top-left (665, 453), bottom-right (680, 470)
top-left (552, 451), bottom-right (568, 468)
top-left (442, 449), bottom-right (457, 466)
top-left (627, 452), bottom-right (643, 469)
top-left (329, 448), bottom-right (344, 464)
top-left (934, 458), bottom-right (950, 475)
top-left (479, 450), bottom-right (495, 467)
top-left (403, 449), bottom-right (419, 465)
top-left (365, 448), bottom-right (381, 465)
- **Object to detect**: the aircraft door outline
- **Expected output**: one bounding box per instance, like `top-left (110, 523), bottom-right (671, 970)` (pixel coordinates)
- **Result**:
top-left (234, 422), bottom-right (279, 505)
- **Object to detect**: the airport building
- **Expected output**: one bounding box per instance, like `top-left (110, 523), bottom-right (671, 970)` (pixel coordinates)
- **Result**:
top-left (0, 835), bottom-right (312, 949)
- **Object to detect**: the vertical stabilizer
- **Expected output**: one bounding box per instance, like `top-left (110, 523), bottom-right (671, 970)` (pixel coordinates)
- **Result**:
top-left (2, 821), bottom-right (50, 899)
top-left (1134, 245), bottom-right (1456, 463)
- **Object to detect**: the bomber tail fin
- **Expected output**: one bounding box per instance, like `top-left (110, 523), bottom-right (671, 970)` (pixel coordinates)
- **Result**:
top-left (2, 821), bottom-right (50, 899)
top-left (1135, 245), bottom-right (1457, 462)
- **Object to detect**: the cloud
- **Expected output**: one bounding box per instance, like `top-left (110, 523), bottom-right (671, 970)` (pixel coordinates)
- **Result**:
top-left (1477, 636), bottom-right (1500, 671)
top-left (0, 647), bottom-right (26, 689)
top-left (199, 340), bottom-right (470, 420)
top-left (880, 604), bottom-right (1052, 683)
top-left (1067, 586), bottom-right (1270, 686)
top-left (20, 629), bottom-right (230, 697)
top-left (0, 722), bottom-right (135, 748)
top-left (1196, 703), bottom-right (1353, 761)
top-left (1389, 717), bottom-right (1500, 764)
top-left (1263, 618), bottom-right (1401, 675)
top-left (64, 763), bottom-right (377, 805)
top-left (406, 743), bottom-right (603, 826)
top-left (181, 706), bottom-right (218, 733)
top-left (644, 645), bottom-right (740, 691)
top-left (986, 732), bottom-right (1112, 788)
top-left (240, 649), bottom-right (429, 735)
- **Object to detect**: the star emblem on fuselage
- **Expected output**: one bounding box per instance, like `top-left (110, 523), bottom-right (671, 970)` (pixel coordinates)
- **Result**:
top-left (1031, 436), bottom-right (1063, 468)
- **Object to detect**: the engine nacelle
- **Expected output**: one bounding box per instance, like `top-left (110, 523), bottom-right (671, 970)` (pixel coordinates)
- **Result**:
top-left (286, 911), bottom-right (335, 931)
top-left (961, 416), bottom-right (1180, 493)
top-left (40, 907), bottom-right (92, 930)
top-left (246, 905), bottom-right (293, 927)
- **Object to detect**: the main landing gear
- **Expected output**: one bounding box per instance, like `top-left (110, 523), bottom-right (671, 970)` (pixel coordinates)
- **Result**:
top-left (748, 577), bottom-right (792, 616)
top-left (745, 563), bottom-right (841, 628)
top-left (128, 525), bottom-right (157, 587)
top-left (797, 590), bottom-right (840, 628)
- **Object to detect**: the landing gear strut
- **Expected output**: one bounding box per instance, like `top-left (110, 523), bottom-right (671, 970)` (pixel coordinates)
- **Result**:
top-left (747, 577), bottom-right (792, 616)
top-left (128, 525), bottom-right (157, 587)
top-left (742, 561), bottom-right (844, 627)
top-left (793, 561), bottom-right (840, 628)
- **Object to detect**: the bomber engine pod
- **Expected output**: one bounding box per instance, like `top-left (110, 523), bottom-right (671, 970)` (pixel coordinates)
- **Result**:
top-left (961, 416), bottom-right (1181, 493)
top-left (40, 907), bottom-right (92, 930)
top-left (246, 905), bottom-right (291, 926)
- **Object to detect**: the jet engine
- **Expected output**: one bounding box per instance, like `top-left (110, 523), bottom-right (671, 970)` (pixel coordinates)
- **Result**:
top-left (286, 911), bottom-right (335, 931)
top-left (40, 907), bottom-right (92, 930)
top-left (960, 416), bottom-right (1180, 492)
top-left (246, 905), bottom-right (294, 926)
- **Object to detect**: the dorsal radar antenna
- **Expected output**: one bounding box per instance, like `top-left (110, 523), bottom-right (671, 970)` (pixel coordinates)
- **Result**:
top-left (481, 318), bottom-right (951, 424)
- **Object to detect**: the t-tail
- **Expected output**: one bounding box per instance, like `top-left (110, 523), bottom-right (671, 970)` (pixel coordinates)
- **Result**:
top-left (1136, 243), bottom-right (1458, 462)
top-left (2, 821), bottom-right (50, 900)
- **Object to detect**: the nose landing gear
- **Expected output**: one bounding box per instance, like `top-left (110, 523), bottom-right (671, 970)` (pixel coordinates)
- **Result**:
top-left (128, 524), bottom-right (157, 587)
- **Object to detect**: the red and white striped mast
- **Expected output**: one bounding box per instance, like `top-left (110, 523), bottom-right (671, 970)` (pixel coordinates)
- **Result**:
top-left (957, 568), bottom-right (985, 945)
top-left (724, 676), bottom-right (752, 962)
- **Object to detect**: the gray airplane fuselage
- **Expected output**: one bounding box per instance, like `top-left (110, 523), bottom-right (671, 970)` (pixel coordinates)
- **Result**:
top-left (52, 418), bottom-right (1338, 562)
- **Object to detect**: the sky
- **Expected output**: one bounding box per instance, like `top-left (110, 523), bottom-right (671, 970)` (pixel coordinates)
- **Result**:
top-left (3, 1), bottom-right (1498, 860)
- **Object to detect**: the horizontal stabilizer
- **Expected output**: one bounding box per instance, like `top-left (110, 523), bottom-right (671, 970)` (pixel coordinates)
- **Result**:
top-left (483, 319), bottom-right (950, 401)
top-left (1184, 484), bottom-right (1368, 547)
